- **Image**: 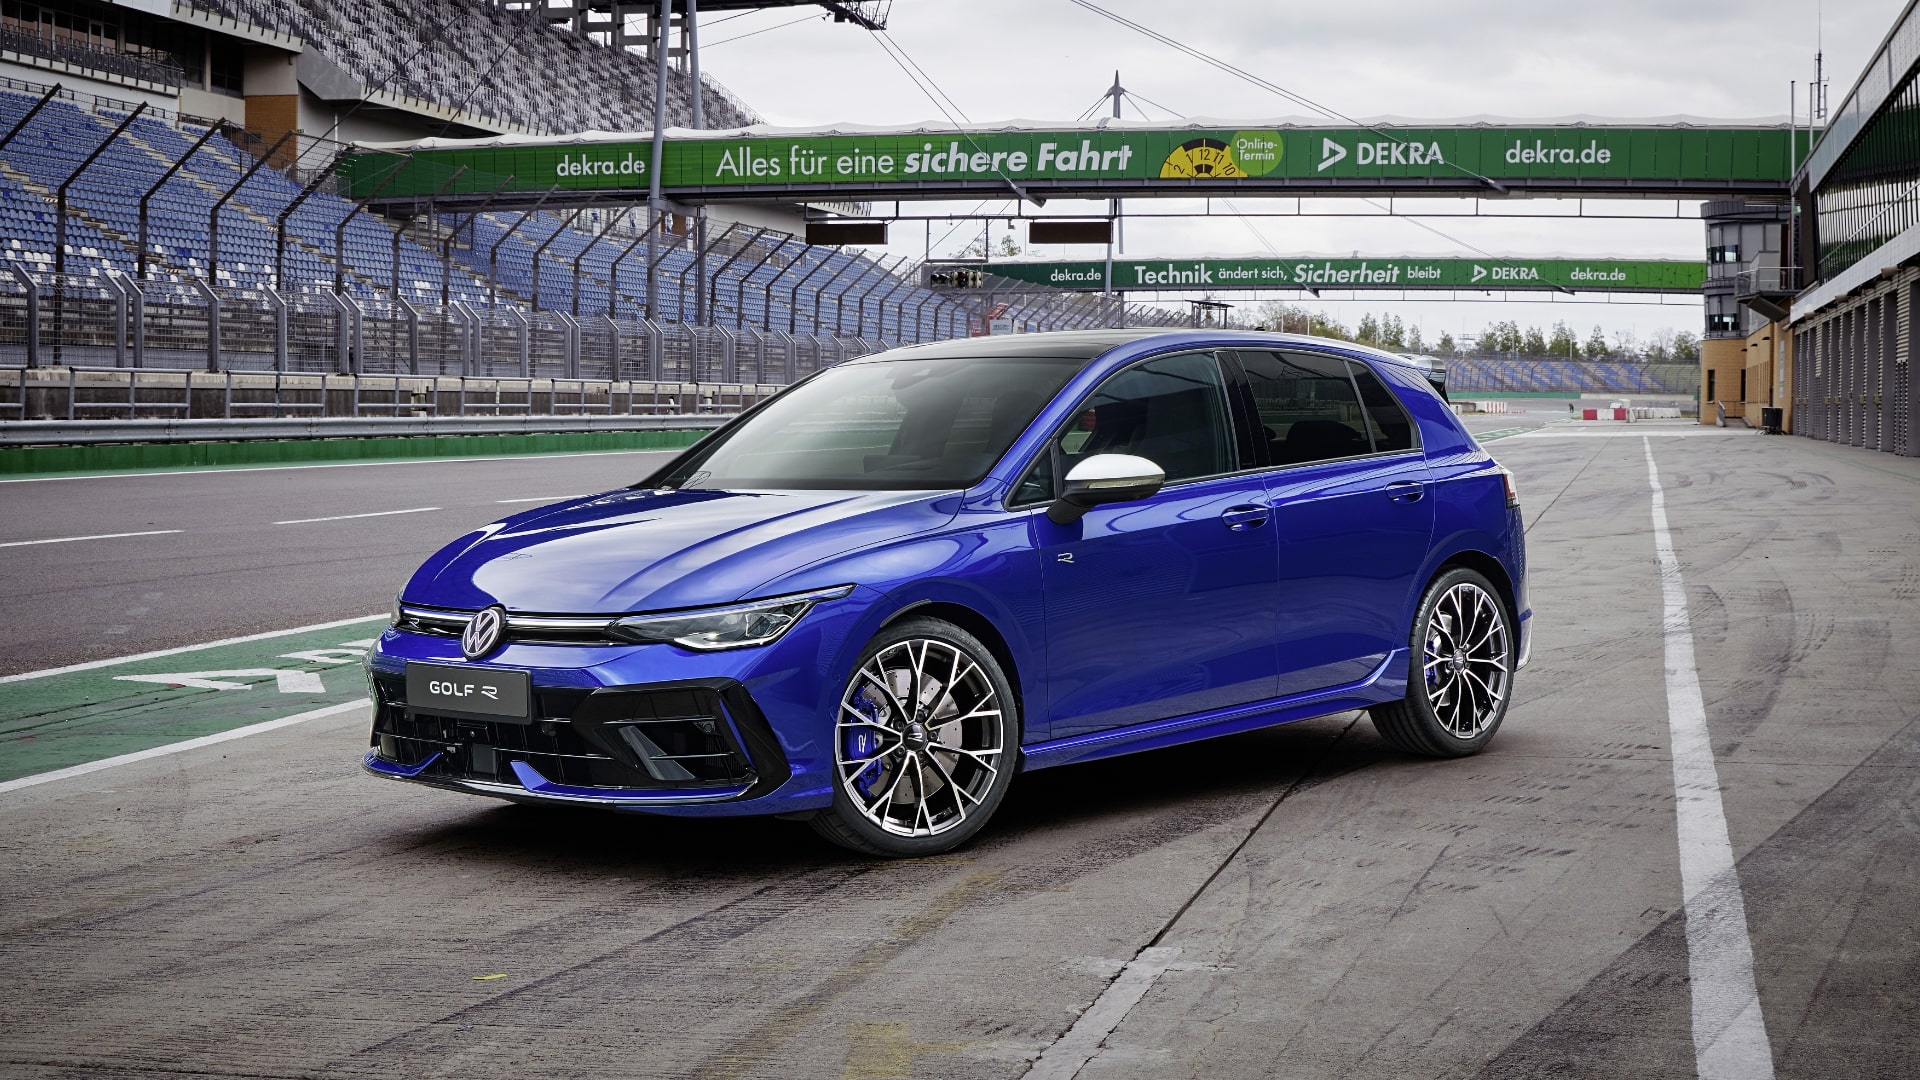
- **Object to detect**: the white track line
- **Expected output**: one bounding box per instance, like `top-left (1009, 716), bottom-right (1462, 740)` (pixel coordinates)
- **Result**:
top-left (1513, 428), bottom-right (1732, 439)
top-left (274, 507), bottom-right (440, 525)
top-left (0, 613), bottom-right (386, 684)
top-left (1645, 437), bottom-right (1776, 1079)
top-left (0, 448), bottom-right (679, 485)
top-left (0, 699), bottom-right (370, 797)
top-left (1022, 948), bottom-right (1182, 1079)
top-left (0, 529), bottom-right (182, 548)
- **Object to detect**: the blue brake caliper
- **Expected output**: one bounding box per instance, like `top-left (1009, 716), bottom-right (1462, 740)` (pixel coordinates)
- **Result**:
top-left (846, 687), bottom-right (887, 798)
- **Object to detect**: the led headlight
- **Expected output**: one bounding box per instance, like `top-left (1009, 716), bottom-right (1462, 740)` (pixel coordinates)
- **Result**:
top-left (608, 585), bottom-right (854, 651)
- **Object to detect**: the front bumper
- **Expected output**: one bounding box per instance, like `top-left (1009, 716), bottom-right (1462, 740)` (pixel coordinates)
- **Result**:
top-left (361, 598), bottom-right (870, 816)
top-left (364, 673), bottom-right (790, 810)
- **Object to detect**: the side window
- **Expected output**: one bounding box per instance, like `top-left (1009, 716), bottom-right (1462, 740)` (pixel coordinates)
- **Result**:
top-left (1235, 351), bottom-right (1372, 465)
top-left (1054, 351), bottom-right (1236, 487)
top-left (1346, 361), bottom-right (1419, 453)
top-left (1011, 448), bottom-right (1054, 506)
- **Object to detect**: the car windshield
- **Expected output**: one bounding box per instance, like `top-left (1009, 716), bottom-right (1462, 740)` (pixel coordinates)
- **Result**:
top-left (650, 354), bottom-right (1083, 491)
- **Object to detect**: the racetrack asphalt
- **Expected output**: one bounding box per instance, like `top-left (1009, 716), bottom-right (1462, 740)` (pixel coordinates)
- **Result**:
top-left (1, 414), bottom-right (1915, 1078)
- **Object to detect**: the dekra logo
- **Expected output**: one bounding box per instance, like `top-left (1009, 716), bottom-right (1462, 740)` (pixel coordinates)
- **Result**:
top-left (1318, 136), bottom-right (1446, 171)
top-left (556, 151), bottom-right (647, 178)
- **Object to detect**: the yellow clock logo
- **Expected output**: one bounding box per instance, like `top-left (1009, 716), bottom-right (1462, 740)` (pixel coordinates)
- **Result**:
top-left (1159, 137), bottom-right (1247, 178)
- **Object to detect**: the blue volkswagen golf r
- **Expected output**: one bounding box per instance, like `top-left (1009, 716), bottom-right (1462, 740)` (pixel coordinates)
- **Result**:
top-left (365, 329), bottom-right (1529, 856)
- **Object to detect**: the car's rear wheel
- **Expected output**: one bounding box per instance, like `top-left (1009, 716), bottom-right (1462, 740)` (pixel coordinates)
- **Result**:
top-left (812, 617), bottom-right (1017, 857)
top-left (1369, 567), bottom-right (1514, 757)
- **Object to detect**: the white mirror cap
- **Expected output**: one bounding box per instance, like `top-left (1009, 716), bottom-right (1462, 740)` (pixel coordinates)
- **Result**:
top-left (1064, 453), bottom-right (1166, 490)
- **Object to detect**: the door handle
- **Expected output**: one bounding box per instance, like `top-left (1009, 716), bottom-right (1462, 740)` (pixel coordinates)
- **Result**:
top-left (1221, 505), bottom-right (1270, 530)
top-left (1385, 481), bottom-right (1425, 502)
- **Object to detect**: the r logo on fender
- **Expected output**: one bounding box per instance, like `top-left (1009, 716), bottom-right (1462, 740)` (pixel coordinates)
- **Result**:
top-left (1056, 552), bottom-right (1074, 564)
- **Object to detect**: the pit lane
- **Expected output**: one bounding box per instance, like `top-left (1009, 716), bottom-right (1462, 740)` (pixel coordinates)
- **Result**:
top-left (1, 425), bottom-right (1914, 1079)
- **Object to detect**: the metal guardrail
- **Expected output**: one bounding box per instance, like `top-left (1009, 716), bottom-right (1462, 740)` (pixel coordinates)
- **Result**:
top-left (0, 412), bottom-right (728, 447)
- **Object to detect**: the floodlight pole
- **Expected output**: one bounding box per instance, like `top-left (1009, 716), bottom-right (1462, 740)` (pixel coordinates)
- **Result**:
top-left (143, 122), bottom-right (224, 280)
top-left (645, 0), bottom-right (670, 319)
top-left (208, 129), bottom-right (293, 286)
top-left (274, 150), bottom-right (346, 293)
top-left (686, 0), bottom-right (703, 129)
top-left (486, 184), bottom-right (560, 307)
top-left (56, 103), bottom-right (146, 282)
top-left (444, 173), bottom-right (515, 305)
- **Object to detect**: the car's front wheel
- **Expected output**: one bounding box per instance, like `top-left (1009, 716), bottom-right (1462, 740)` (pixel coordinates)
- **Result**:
top-left (812, 617), bottom-right (1017, 857)
top-left (1369, 567), bottom-right (1515, 757)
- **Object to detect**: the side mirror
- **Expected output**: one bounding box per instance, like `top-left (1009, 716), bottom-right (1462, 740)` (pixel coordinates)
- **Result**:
top-left (1047, 453), bottom-right (1166, 525)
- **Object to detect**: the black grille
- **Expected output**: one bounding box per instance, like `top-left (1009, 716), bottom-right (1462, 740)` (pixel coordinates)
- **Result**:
top-left (369, 673), bottom-right (773, 792)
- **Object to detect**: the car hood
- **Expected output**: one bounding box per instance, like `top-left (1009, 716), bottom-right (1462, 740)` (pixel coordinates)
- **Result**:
top-left (405, 487), bottom-right (960, 614)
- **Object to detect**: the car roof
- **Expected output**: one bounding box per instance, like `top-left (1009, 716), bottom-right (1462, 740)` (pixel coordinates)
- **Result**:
top-left (845, 328), bottom-right (1428, 369)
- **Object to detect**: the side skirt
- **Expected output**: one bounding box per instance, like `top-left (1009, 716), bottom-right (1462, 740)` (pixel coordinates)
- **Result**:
top-left (1019, 648), bottom-right (1408, 772)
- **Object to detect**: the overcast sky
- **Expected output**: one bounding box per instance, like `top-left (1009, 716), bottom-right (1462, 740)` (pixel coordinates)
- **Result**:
top-left (694, 0), bottom-right (1904, 342)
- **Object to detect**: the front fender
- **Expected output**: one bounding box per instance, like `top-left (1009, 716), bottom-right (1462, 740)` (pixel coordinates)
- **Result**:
top-left (750, 506), bottom-right (1047, 743)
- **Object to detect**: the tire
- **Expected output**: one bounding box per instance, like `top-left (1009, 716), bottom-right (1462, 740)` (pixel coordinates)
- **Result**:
top-left (811, 617), bottom-right (1018, 857)
top-left (1369, 567), bottom-right (1516, 758)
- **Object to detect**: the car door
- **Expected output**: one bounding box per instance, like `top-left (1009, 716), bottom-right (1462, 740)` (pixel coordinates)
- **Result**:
top-left (1229, 350), bottom-right (1435, 697)
top-left (1026, 350), bottom-right (1281, 739)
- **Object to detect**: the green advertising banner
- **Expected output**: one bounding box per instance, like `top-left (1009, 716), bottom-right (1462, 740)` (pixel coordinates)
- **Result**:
top-left (980, 256), bottom-right (1709, 293)
top-left (343, 123), bottom-right (1810, 202)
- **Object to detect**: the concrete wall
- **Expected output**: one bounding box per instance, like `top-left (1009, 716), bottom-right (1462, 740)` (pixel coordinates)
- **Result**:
top-left (1701, 336), bottom-right (1747, 425)
top-left (1741, 322), bottom-right (1780, 429)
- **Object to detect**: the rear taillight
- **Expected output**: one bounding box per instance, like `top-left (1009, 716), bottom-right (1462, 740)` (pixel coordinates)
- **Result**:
top-left (1495, 464), bottom-right (1519, 507)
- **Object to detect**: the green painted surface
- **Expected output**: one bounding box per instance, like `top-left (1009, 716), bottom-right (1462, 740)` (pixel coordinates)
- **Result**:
top-left (981, 256), bottom-right (1708, 293)
top-left (0, 619), bottom-right (389, 782)
top-left (0, 429), bottom-right (708, 478)
top-left (343, 124), bottom-right (1813, 199)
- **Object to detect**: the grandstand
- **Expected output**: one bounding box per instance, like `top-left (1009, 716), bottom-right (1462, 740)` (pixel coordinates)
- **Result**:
top-left (0, 0), bottom-right (1163, 383)
top-left (174, 0), bottom-right (761, 138)
top-left (0, 88), bottom-right (1147, 380)
top-left (1445, 355), bottom-right (1695, 395)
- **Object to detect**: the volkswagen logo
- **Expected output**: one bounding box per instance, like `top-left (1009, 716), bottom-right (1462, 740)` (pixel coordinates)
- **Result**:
top-left (461, 606), bottom-right (507, 660)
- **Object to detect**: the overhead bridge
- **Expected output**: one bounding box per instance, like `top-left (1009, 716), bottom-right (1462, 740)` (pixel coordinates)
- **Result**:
top-left (977, 256), bottom-right (1709, 294)
top-left (343, 120), bottom-right (1809, 210)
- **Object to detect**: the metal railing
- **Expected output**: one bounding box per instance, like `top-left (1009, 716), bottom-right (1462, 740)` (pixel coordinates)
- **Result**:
top-left (0, 365), bottom-right (787, 422)
top-left (0, 24), bottom-right (185, 87)
top-left (1734, 265), bottom-right (1802, 296)
top-left (0, 270), bottom-right (899, 385)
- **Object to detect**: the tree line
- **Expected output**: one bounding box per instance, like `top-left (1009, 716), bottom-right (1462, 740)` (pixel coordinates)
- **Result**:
top-left (1246, 302), bottom-right (1700, 363)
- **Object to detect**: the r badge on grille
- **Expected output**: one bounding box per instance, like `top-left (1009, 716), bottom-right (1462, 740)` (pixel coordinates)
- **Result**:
top-left (462, 605), bottom-right (507, 660)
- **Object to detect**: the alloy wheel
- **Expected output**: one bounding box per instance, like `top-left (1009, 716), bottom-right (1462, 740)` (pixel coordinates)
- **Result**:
top-left (834, 637), bottom-right (1004, 838)
top-left (1421, 582), bottom-right (1511, 739)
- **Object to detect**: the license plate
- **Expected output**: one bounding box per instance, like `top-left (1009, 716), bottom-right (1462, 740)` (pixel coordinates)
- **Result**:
top-left (405, 662), bottom-right (532, 723)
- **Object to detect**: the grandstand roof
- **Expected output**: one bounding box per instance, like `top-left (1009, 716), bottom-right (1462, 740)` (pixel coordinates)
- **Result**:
top-left (363, 114), bottom-right (1801, 152)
